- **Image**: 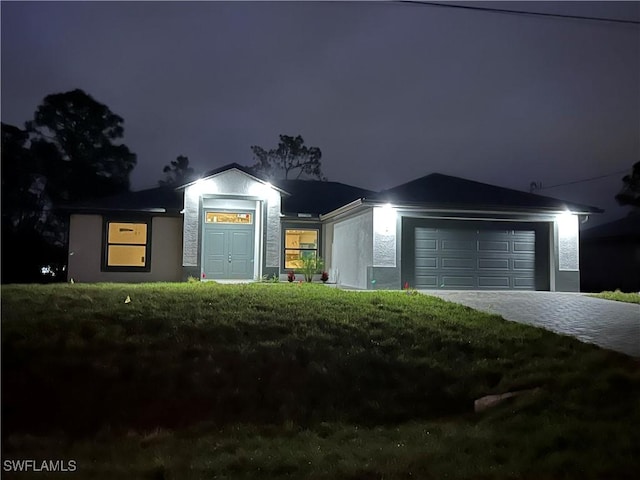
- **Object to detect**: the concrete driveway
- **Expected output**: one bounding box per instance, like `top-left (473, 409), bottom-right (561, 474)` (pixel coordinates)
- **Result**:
top-left (422, 291), bottom-right (640, 357)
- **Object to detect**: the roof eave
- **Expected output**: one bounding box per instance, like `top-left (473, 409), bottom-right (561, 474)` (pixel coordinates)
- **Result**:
top-left (62, 206), bottom-right (171, 214)
top-left (281, 213), bottom-right (322, 221)
top-left (176, 165), bottom-right (290, 195)
top-left (319, 198), bottom-right (365, 221)
top-left (360, 199), bottom-right (602, 216)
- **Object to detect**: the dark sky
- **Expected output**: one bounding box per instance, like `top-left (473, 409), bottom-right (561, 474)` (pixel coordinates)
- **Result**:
top-left (2, 1), bottom-right (639, 226)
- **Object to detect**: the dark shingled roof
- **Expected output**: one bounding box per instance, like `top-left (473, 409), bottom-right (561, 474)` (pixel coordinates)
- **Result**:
top-left (581, 214), bottom-right (640, 240)
top-left (62, 172), bottom-right (373, 216)
top-left (367, 173), bottom-right (602, 214)
top-left (60, 186), bottom-right (183, 214)
top-left (273, 179), bottom-right (374, 216)
top-left (62, 166), bottom-right (602, 216)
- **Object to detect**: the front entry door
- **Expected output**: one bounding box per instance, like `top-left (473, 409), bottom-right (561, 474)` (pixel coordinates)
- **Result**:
top-left (202, 211), bottom-right (255, 280)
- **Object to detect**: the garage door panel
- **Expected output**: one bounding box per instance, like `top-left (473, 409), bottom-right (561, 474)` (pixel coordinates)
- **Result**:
top-left (441, 239), bottom-right (476, 251)
top-left (441, 257), bottom-right (475, 269)
top-left (415, 228), bottom-right (438, 239)
top-left (414, 224), bottom-right (536, 290)
top-left (441, 275), bottom-right (475, 287)
top-left (478, 230), bottom-right (511, 237)
top-left (416, 240), bottom-right (438, 251)
top-left (478, 258), bottom-right (510, 270)
top-left (416, 275), bottom-right (438, 287)
top-left (478, 240), bottom-right (510, 252)
top-left (514, 241), bottom-right (535, 252)
top-left (478, 276), bottom-right (510, 288)
top-left (416, 238), bottom-right (437, 249)
top-left (415, 257), bottom-right (437, 268)
top-left (513, 259), bottom-right (535, 270)
top-left (514, 277), bottom-right (535, 288)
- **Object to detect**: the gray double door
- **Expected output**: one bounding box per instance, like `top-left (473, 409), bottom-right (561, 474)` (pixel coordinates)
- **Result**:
top-left (202, 219), bottom-right (255, 280)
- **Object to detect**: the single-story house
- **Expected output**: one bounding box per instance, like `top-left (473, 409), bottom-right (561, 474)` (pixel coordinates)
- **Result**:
top-left (66, 163), bottom-right (602, 291)
top-left (580, 214), bottom-right (640, 292)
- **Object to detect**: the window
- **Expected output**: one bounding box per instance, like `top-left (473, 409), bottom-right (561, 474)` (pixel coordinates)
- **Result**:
top-left (103, 219), bottom-right (151, 271)
top-left (205, 211), bottom-right (253, 224)
top-left (284, 229), bottom-right (318, 269)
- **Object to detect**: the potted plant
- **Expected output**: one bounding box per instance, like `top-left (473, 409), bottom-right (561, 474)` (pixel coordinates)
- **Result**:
top-left (287, 270), bottom-right (296, 282)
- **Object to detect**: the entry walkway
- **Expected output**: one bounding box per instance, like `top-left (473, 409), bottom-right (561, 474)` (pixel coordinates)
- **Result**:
top-left (422, 291), bottom-right (640, 357)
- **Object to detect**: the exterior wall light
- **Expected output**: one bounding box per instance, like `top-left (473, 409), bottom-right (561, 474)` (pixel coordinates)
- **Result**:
top-left (188, 178), bottom-right (217, 199)
top-left (250, 182), bottom-right (279, 201)
top-left (374, 204), bottom-right (397, 234)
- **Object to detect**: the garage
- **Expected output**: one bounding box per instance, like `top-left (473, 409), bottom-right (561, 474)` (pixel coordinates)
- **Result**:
top-left (402, 219), bottom-right (550, 290)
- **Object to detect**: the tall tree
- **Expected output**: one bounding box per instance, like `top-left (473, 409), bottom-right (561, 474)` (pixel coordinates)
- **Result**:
top-left (1, 123), bottom-right (42, 231)
top-left (1, 123), bottom-right (65, 282)
top-left (615, 161), bottom-right (640, 211)
top-left (27, 88), bottom-right (137, 203)
top-left (250, 135), bottom-right (326, 180)
top-left (2, 90), bottom-right (137, 282)
top-left (159, 155), bottom-right (195, 186)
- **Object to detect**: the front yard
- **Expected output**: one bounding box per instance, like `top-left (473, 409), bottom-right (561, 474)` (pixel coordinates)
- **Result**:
top-left (2, 283), bottom-right (639, 479)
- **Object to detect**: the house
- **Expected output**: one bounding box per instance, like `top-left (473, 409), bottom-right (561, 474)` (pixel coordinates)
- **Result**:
top-left (66, 163), bottom-right (602, 291)
top-left (580, 214), bottom-right (640, 292)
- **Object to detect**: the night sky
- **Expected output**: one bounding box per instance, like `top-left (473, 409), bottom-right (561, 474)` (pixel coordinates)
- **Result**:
top-left (2, 1), bottom-right (638, 227)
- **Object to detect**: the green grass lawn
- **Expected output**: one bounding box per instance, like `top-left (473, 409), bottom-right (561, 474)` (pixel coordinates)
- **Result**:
top-left (2, 282), bottom-right (639, 479)
top-left (590, 290), bottom-right (640, 304)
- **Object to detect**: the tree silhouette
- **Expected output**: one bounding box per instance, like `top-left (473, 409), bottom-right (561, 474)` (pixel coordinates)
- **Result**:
top-left (1, 123), bottom-right (66, 282)
top-left (27, 88), bottom-right (137, 203)
top-left (2, 89), bottom-right (138, 282)
top-left (250, 135), bottom-right (326, 180)
top-left (159, 155), bottom-right (195, 186)
top-left (615, 161), bottom-right (640, 211)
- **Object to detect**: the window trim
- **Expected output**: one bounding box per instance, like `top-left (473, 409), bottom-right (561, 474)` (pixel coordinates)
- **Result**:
top-left (101, 216), bottom-right (152, 272)
top-left (282, 224), bottom-right (321, 271)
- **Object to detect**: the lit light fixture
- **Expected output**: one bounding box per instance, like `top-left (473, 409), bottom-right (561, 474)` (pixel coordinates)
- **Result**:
top-left (374, 204), bottom-right (397, 234)
top-left (556, 211), bottom-right (578, 232)
top-left (250, 182), bottom-right (279, 201)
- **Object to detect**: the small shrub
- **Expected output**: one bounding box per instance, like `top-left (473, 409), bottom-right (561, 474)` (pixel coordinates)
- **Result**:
top-left (287, 271), bottom-right (296, 282)
top-left (301, 256), bottom-right (324, 282)
top-left (260, 274), bottom-right (280, 283)
top-left (320, 271), bottom-right (329, 283)
top-left (187, 276), bottom-right (200, 283)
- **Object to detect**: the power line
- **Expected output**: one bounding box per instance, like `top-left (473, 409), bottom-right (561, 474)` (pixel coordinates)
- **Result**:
top-left (533, 169), bottom-right (629, 192)
top-left (396, 1), bottom-right (640, 26)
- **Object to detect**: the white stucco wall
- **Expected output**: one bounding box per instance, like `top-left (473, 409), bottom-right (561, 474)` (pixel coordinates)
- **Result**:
top-left (552, 213), bottom-right (581, 292)
top-left (182, 169), bottom-right (281, 269)
top-left (265, 194), bottom-right (281, 268)
top-left (68, 214), bottom-right (183, 283)
top-left (322, 222), bottom-right (335, 273)
top-left (557, 213), bottom-right (579, 271)
top-left (373, 205), bottom-right (397, 267)
top-left (332, 209), bottom-right (373, 289)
